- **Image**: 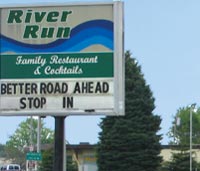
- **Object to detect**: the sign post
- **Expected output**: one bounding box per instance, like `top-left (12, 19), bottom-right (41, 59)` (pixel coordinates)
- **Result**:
top-left (26, 152), bottom-right (42, 171)
top-left (53, 116), bottom-right (66, 171)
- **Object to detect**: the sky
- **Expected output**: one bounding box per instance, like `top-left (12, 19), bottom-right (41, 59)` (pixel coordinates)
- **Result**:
top-left (0, 0), bottom-right (200, 145)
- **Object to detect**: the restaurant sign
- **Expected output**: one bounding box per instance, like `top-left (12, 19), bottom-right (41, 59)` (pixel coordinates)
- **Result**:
top-left (0, 2), bottom-right (124, 116)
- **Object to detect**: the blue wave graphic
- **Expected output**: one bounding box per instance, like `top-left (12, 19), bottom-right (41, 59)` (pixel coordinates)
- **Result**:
top-left (0, 20), bottom-right (113, 53)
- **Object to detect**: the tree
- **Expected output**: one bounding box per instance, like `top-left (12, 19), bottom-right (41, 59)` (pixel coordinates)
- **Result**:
top-left (168, 106), bottom-right (200, 146)
top-left (97, 51), bottom-right (162, 171)
top-left (39, 148), bottom-right (78, 171)
top-left (166, 106), bottom-right (200, 171)
top-left (4, 117), bottom-right (54, 168)
top-left (39, 148), bottom-right (54, 171)
top-left (0, 144), bottom-right (6, 157)
top-left (168, 152), bottom-right (200, 171)
top-left (6, 117), bottom-right (54, 150)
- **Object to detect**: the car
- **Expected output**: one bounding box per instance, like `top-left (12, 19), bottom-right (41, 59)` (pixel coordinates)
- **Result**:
top-left (0, 164), bottom-right (21, 171)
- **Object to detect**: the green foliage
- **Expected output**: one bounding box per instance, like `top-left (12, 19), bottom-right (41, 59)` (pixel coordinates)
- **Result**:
top-left (170, 152), bottom-right (196, 171)
top-left (4, 145), bottom-right (26, 168)
top-left (158, 161), bottom-right (171, 171)
top-left (97, 51), bottom-right (162, 171)
top-left (39, 149), bottom-right (53, 171)
top-left (168, 107), bottom-right (200, 146)
top-left (4, 117), bottom-right (54, 170)
top-left (6, 117), bottom-right (54, 150)
top-left (0, 144), bottom-right (6, 157)
top-left (161, 152), bottom-right (200, 171)
top-left (66, 155), bottom-right (78, 171)
top-left (166, 106), bottom-right (200, 171)
top-left (39, 148), bottom-right (78, 171)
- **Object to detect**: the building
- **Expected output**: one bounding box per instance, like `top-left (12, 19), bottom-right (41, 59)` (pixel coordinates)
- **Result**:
top-left (161, 145), bottom-right (200, 162)
top-left (66, 143), bottom-right (97, 171)
top-left (65, 144), bottom-right (200, 171)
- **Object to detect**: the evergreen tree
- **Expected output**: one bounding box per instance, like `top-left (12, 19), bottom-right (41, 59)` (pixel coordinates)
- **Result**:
top-left (97, 51), bottom-right (162, 171)
top-left (168, 152), bottom-right (200, 171)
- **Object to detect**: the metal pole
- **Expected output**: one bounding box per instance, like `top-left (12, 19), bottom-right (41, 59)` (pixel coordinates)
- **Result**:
top-left (190, 106), bottom-right (192, 171)
top-left (190, 103), bottom-right (196, 171)
top-left (36, 116), bottom-right (41, 171)
top-left (63, 123), bottom-right (66, 171)
top-left (29, 116), bottom-right (33, 171)
top-left (37, 116), bottom-right (41, 153)
top-left (30, 116), bottom-right (33, 148)
top-left (53, 116), bottom-right (66, 171)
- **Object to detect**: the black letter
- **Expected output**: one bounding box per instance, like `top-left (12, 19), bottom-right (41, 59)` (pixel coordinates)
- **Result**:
top-left (1, 84), bottom-right (7, 95)
top-left (103, 82), bottom-right (109, 93)
top-left (73, 82), bottom-right (81, 93)
top-left (40, 82), bottom-right (46, 94)
top-left (41, 97), bottom-right (46, 108)
top-left (63, 97), bottom-right (73, 108)
top-left (20, 97), bottom-right (26, 109)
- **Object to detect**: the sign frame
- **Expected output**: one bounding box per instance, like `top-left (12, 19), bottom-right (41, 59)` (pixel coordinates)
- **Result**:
top-left (0, 1), bottom-right (124, 116)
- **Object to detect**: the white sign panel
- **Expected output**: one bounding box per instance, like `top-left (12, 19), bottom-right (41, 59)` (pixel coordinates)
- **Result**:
top-left (0, 2), bottom-right (124, 116)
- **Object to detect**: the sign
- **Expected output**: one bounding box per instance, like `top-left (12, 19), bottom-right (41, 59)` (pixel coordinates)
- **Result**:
top-left (0, 2), bottom-right (124, 116)
top-left (26, 152), bottom-right (42, 161)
